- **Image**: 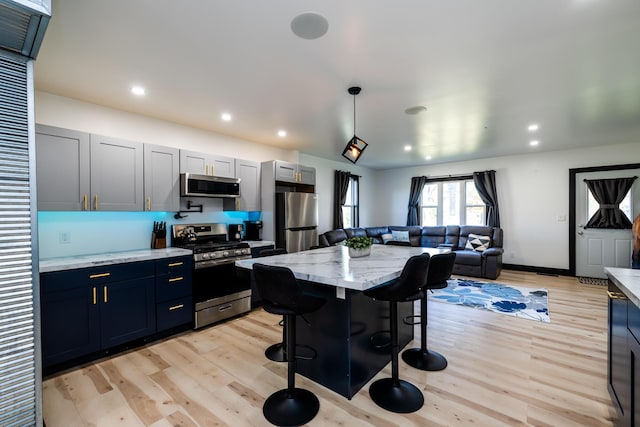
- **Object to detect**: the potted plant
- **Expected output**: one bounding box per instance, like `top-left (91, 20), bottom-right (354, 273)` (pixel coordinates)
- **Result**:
top-left (345, 236), bottom-right (374, 258)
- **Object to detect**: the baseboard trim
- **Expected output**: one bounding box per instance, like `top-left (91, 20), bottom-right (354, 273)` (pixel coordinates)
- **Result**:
top-left (502, 263), bottom-right (571, 277)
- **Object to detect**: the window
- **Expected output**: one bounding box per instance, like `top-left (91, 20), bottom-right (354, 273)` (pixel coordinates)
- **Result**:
top-left (342, 176), bottom-right (359, 228)
top-left (587, 188), bottom-right (632, 222)
top-left (420, 179), bottom-right (485, 226)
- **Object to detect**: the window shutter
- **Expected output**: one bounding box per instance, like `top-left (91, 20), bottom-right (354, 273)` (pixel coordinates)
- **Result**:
top-left (0, 52), bottom-right (37, 426)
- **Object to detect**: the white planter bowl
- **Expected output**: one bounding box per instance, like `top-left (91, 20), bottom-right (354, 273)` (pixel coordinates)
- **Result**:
top-left (348, 246), bottom-right (371, 258)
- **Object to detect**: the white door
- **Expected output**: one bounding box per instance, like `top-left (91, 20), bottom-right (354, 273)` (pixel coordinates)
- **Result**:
top-left (575, 169), bottom-right (640, 278)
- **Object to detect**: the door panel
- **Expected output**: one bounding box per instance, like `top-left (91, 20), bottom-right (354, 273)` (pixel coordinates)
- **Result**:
top-left (575, 169), bottom-right (639, 278)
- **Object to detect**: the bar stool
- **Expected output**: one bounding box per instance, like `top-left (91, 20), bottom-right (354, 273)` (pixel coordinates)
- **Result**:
top-left (402, 252), bottom-right (456, 371)
top-left (256, 248), bottom-right (288, 362)
top-left (363, 253), bottom-right (430, 413)
top-left (253, 263), bottom-right (326, 426)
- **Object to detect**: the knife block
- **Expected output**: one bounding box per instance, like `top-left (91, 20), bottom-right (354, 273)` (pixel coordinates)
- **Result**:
top-left (151, 232), bottom-right (166, 249)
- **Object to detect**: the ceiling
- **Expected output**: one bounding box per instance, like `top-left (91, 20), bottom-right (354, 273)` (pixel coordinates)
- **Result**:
top-left (34, 0), bottom-right (640, 170)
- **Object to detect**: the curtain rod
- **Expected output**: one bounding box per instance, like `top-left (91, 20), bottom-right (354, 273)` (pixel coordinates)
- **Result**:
top-left (583, 176), bottom-right (637, 182)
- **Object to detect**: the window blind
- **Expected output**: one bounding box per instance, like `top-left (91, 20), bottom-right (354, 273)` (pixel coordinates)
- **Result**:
top-left (0, 51), bottom-right (36, 427)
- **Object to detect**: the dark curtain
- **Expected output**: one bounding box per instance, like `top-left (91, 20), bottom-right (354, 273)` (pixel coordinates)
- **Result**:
top-left (585, 177), bottom-right (637, 228)
top-left (406, 176), bottom-right (427, 226)
top-left (473, 170), bottom-right (500, 227)
top-left (333, 170), bottom-right (351, 229)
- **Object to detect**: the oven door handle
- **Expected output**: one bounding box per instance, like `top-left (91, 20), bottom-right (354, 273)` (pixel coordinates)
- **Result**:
top-left (194, 255), bottom-right (252, 269)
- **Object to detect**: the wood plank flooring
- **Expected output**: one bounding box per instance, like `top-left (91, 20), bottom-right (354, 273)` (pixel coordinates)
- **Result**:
top-left (43, 271), bottom-right (618, 426)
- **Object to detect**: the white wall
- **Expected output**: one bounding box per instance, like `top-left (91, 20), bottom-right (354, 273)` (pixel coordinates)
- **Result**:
top-left (372, 142), bottom-right (640, 270)
top-left (35, 91), bottom-right (640, 270)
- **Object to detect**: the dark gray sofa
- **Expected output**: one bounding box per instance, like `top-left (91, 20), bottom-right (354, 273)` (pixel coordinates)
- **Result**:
top-left (319, 225), bottom-right (503, 280)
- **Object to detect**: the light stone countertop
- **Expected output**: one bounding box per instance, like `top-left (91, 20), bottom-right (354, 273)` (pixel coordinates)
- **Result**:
top-left (39, 248), bottom-right (193, 273)
top-left (236, 245), bottom-right (449, 293)
top-left (606, 267), bottom-right (640, 307)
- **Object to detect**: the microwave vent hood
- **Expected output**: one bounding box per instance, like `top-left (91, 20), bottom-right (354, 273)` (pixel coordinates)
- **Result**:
top-left (0, 0), bottom-right (51, 59)
top-left (180, 173), bottom-right (241, 198)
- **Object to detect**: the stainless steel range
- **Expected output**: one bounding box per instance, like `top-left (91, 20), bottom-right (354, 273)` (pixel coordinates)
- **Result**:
top-left (172, 223), bottom-right (252, 328)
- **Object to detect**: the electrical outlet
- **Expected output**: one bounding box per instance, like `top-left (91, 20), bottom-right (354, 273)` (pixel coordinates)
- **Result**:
top-left (59, 231), bottom-right (71, 244)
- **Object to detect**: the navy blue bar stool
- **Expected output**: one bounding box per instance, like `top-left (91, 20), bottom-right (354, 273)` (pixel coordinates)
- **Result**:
top-left (363, 253), bottom-right (430, 413)
top-left (402, 252), bottom-right (456, 371)
top-left (256, 248), bottom-right (288, 362)
top-left (253, 263), bottom-right (325, 426)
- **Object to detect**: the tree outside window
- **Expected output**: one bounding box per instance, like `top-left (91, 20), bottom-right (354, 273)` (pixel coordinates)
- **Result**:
top-left (420, 179), bottom-right (485, 226)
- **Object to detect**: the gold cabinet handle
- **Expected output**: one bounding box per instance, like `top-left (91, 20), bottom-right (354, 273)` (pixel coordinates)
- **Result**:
top-left (94, 194), bottom-right (99, 210)
top-left (103, 286), bottom-right (108, 303)
top-left (93, 287), bottom-right (97, 305)
top-left (168, 262), bottom-right (183, 267)
top-left (83, 194), bottom-right (88, 211)
top-left (168, 276), bottom-right (184, 283)
top-left (169, 304), bottom-right (184, 311)
top-left (607, 291), bottom-right (627, 300)
top-left (147, 196), bottom-right (151, 211)
top-left (89, 272), bottom-right (111, 279)
top-left (211, 164), bottom-right (215, 176)
top-left (205, 164), bottom-right (209, 175)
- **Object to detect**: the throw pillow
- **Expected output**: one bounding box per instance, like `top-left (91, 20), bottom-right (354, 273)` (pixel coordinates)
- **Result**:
top-left (391, 230), bottom-right (410, 243)
top-left (465, 233), bottom-right (491, 252)
top-left (381, 233), bottom-right (393, 244)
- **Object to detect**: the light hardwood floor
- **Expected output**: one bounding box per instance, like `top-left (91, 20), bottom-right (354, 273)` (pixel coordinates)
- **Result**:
top-left (43, 271), bottom-right (618, 426)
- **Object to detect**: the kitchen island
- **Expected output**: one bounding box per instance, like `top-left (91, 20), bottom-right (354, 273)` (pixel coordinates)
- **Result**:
top-left (605, 267), bottom-right (640, 426)
top-left (236, 245), bottom-right (448, 398)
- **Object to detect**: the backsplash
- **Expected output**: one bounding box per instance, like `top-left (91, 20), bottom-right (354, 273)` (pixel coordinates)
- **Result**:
top-left (37, 210), bottom-right (259, 260)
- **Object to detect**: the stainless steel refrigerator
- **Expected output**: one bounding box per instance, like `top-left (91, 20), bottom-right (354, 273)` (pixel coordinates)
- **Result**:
top-left (275, 192), bottom-right (318, 252)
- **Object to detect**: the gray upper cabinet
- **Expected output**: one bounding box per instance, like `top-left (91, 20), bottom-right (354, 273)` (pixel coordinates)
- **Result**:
top-left (235, 159), bottom-right (260, 211)
top-left (90, 134), bottom-right (144, 211)
top-left (36, 125), bottom-right (90, 211)
top-left (274, 160), bottom-right (315, 185)
top-left (298, 165), bottom-right (316, 185)
top-left (144, 144), bottom-right (180, 211)
top-left (179, 149), bottom-right (235, 178)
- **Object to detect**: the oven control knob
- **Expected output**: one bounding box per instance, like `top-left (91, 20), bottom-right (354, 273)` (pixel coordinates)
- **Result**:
top-left (223, 251), bottom-right (229, 257)
top-left (201, 253), bottom-right (210, 260)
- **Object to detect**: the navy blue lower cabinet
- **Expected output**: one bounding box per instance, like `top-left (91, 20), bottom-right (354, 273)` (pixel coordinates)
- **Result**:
top-left (157, 296), bottom-right (193, 331)
top-left (155, 256), bottom-right (193, 331)
top-left (40, 276), bottom-right (100, 367)
top-left (100, 276), bottom-right (156, 348)
top-left (40, 260), bottom-right (156, 370)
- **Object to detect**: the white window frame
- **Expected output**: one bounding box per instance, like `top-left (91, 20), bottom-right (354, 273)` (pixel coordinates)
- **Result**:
top-left (342, 176), bottom-right (359, 228)
top-left (420, 178), bottom-right (485, 226)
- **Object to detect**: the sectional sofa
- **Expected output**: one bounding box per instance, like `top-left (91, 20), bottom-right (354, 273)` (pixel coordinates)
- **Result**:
top-left (319, 225), bottom-right (504, 279)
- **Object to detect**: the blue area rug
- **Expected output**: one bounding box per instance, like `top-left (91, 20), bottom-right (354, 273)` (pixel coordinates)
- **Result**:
top-left (429, 278), bottom-right (550, 323)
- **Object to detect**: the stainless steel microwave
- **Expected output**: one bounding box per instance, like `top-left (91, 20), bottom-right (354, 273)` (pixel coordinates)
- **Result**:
top-left (180, 173), bottom-right (241, 198)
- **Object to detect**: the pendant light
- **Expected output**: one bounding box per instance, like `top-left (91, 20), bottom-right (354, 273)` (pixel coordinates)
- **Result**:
top-left (342, 86), bottom-right (368, 164)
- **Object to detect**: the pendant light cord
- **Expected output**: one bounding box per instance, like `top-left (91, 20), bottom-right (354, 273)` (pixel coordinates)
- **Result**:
top-left (353, 93), bottom-right (356, 135)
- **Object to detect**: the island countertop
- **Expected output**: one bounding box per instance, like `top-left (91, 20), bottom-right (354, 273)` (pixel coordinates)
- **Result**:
top-left (605, 267), bottom-right (640, 307)
top-left (235, 245), bottom-right (449, 292)
top-left (39, 248), bottom-right (193, 273)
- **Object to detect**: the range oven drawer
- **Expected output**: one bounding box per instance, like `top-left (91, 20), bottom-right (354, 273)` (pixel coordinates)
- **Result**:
top-left (195, 291), bottom-right (251, 329)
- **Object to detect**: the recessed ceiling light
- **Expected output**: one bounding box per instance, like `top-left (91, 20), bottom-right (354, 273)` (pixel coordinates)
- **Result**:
top-left (131, 86), bottom-right (145, 96)
top-left (530, 140), bottom-right (539, 146)
top-left (221, 113), bottom-right (232, 122)
top-left (291, 12), bottom-right (329, 40)
top-left (404, 145), bottom-right (412, 151)
top-left (425, 155), bottom-right (432, 160)
top-left (528, 123), bottom-right (539, 132)
top-left (277, 130), bottom-right (287, 137)
top-left (404, 106), bottom-right (427, 115)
